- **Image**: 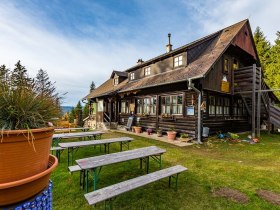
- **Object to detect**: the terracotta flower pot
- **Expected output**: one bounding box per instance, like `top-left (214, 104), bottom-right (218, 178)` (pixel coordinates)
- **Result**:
top-left (167, 131), bottom-right (177, 140)
top-left (134, 126), bottom-right (142, 134)
top-left (0, 155), bottom-right (58, 206)
top-left (0, 127), bottom-right (54, 184)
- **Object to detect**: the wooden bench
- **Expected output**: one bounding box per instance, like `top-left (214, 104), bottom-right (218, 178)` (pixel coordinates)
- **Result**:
top-left (50, 146), bottom-right (65, 162)
top-left (84, 165), bottom-right (187, 208)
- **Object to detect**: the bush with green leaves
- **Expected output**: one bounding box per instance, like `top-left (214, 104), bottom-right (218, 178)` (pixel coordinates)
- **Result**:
top-left (0, 61), bottom-right (61, 130)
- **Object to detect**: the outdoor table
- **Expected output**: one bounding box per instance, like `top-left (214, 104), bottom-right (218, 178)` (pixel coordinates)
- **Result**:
top-left (76, 146), bottom-right (166, 192)
top-left (59, 137), bottom-right (134, 166)
top-left (53, 131), bottom-right (104, 144)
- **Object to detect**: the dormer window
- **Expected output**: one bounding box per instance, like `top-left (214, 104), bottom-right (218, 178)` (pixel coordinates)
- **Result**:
top-left (144, 66), bottom-right (151, 76)
top-left (130, 72), bottom-right (135, 80)
top-left (113, 78), bottom-right (118, 85)
top-left (174, 55), bottom-right (183, 67)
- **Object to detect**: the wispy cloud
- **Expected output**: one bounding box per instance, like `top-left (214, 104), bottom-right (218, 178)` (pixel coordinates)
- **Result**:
top-left (181, 0), bottom-right (280, 42)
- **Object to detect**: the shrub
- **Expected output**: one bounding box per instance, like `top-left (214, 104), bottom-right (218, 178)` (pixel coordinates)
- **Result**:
top-left (0, 61), bottom-right (61, 130)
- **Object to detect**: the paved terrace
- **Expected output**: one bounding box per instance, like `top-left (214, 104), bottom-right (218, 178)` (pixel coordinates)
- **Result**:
top-left (114, 128), bottom-right (194, 147)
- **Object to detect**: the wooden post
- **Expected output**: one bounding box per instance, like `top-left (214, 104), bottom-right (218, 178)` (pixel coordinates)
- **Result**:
top-left (252, 64), bottom-right (256, 138)
top-left (257, 67), bottom-right (261, 137)
top-left (268, 98), bottom-right (271, 135)
top-left (156, 95), bottom-right (160, 130)
top-left (108, 98), bottom-right (112, 127)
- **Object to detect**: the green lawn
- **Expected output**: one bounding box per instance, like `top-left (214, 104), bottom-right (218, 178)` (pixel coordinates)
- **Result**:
top-left (51, 131), bottom-right (280, 210)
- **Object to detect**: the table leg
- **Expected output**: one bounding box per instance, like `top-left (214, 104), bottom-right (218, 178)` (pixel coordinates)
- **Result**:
top-left (140, 158), bottom-right (143, 169)
top-left (71, 147), bottom-right (74, 166)
top-left (93, 168), bottom-right (97, 191)
top-left (67, 148), bottom-right (70, 166)
top-left (86, 170), bottom-right (89, 193)
top-left (159, 154), bottom-right (162, 169)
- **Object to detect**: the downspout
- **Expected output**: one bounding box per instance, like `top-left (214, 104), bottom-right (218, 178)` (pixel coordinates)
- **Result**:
top-left (188, 78), bottom-right (202, 144)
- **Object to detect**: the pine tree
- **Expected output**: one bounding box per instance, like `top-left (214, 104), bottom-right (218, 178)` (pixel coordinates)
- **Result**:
top-left (265, 31), bottom-right (280, 99)
top-left (75, 101), bottom-right (83, 127)
top-left (254, 27), bottom-right (271, 69)
top-left (82, 102), bottom-right (90, 119)
top-left (35, 69), bottom-right (55, 96)
top-left (90, 81), bottom-right (96, 92)
top-left (0, 65), bottom-right (9, 85)
top-left (69, 108), bottom-right (76, 123)
top-left (11, 60), bottom-right (33, 88)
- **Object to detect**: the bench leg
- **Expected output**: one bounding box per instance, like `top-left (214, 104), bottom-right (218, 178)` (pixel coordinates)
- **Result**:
top-left (175, 173), bottom-right (179, 191)
top-left (146, 156), bottom-right (150, 174)
top-left (168, 173), bottom-right (180, 191)
top-left (104, 198), bottom-right (113, 210)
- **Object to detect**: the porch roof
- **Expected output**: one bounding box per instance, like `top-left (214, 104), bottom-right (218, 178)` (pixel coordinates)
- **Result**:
top-left (83, 78), bottom-right (128, 99)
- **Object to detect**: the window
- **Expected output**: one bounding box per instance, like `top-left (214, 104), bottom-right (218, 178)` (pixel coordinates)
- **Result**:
top-left (208, 95), bottom-right (230, 116)
top-left (215, 97), bottom-right (223, 115)
top-left (161, 95), bottom-right (182, 115)
top-left (121, 101), bottom-right (129, 114)
top-left (174, 55), bottom-right (183, 67)
top-left (144, 66), bottom-right (151, 76)
top-left (209, 96), bottom-right (215, 115)
top-left (224, 58), bottom-right (229, 73)
top-left (233, 99), bottom-right (247, 116)
top-left (113, 78), bottom-right (118, 85)
top-left (233, 58), bottom-right (238, 70)
top-left (137, 99), bottom-right (143, 114)
top-left (130, 72), bottom-right (135, 80)
top-left (223, 98), bottom-right (230, 116)
top-left (136, 97), bottom-right (157, 115)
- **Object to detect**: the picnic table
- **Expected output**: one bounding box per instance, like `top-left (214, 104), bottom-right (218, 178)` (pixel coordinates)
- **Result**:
top-left (75, 146), bottom-right (166, 192)
top-left (59, 137), bottom-right (134, 166)
top-left (52, 131), bottom-right (104, 145)
top-left (55, 127), bottom-right (90, 133)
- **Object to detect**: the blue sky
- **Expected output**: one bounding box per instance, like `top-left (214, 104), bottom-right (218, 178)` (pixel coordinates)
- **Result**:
top-left (0, 0), bottom-right (279, 106)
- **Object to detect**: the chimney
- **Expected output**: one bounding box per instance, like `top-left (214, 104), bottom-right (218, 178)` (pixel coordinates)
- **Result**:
top-left (137, 59), bottom-right (144, 65)
top-left (166, 33), bottom-right (172, 53)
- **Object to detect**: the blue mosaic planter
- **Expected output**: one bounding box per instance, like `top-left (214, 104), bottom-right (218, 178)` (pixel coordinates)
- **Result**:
top-left (4, 181), bottom-right (53, 210)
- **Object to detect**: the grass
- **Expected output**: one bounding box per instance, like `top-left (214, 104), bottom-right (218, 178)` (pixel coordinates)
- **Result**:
top-left (51, 131), bottom-right (280, 210)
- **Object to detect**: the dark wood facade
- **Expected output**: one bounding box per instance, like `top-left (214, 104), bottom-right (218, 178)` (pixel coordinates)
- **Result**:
top-left (85, 20), bottom-right (278, 138)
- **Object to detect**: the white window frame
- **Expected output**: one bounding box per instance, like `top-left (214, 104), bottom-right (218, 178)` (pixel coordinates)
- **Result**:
top-left (113, 78), bottom-right (118, 85)
top-left (144, 66), bottom-right (151, 76)
top-left (130, 72), bottom-right (135, 80)
top-left (174, 55), bottom-right (183, 67)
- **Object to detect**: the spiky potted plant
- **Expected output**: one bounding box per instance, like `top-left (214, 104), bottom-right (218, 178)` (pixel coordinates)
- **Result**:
top-left (0, 61), bottom-right (60, 206)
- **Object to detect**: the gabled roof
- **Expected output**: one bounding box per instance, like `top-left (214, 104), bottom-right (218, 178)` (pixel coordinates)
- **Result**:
top-left (110, 70), bottom-right (128, 79)
top-left (119, 19), bottom-right (248, 92)
top-left (83, 78), bottom-right (128, 99)
top-left (84, 19), bottom-right (250, 99)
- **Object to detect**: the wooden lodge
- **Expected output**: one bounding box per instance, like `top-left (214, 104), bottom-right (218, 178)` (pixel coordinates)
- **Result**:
top-left (83, 19), bottom-right (279, 142)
